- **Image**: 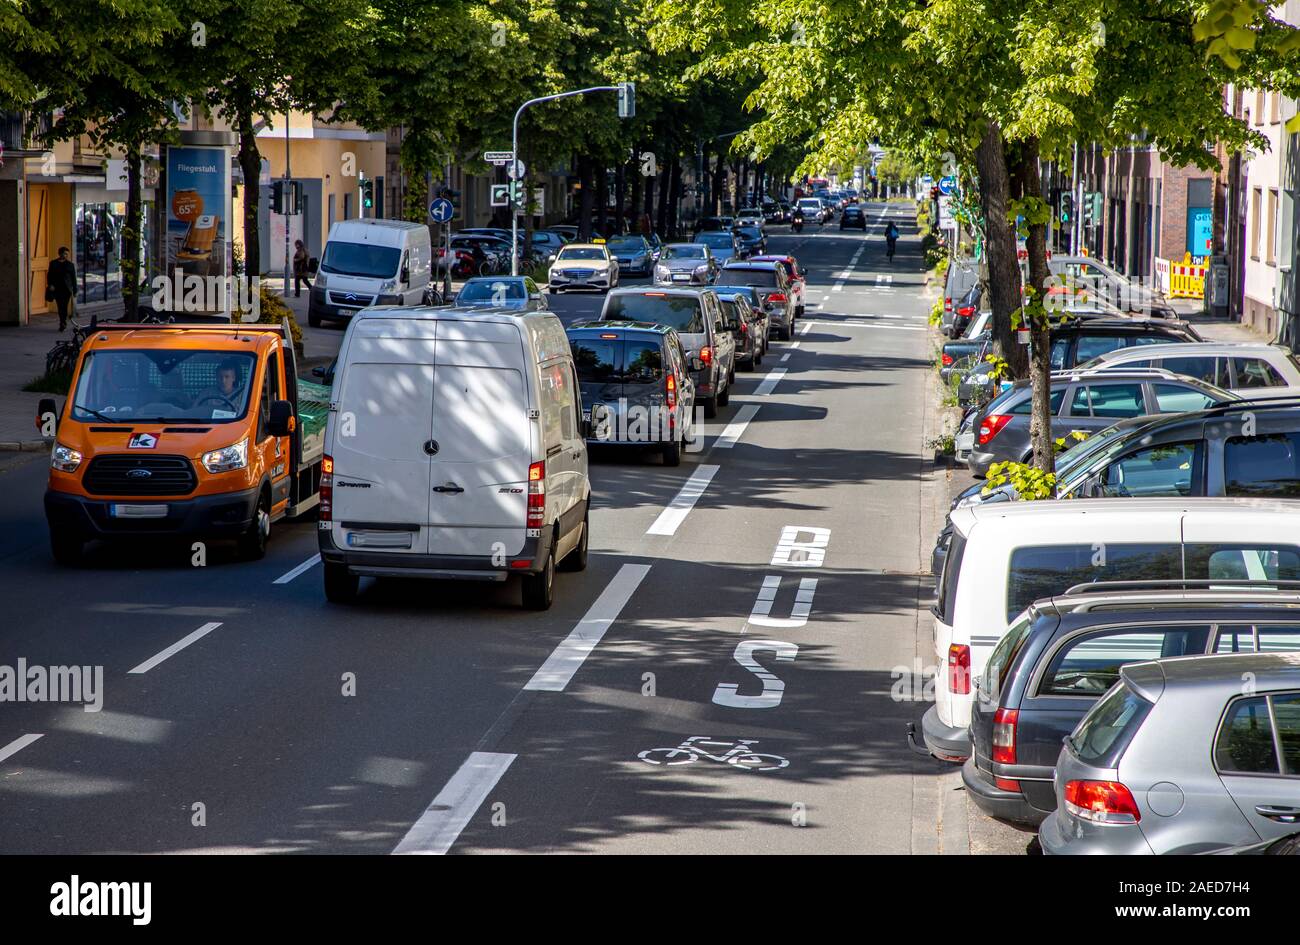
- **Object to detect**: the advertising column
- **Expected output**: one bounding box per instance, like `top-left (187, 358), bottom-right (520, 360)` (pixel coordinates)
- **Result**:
top-left (163, 144), bottom-right (232, 317)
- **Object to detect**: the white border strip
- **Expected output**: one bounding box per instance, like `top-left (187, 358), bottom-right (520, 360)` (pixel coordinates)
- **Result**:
top-left (273, 553), bottom-right (321, 585)
top-left (715, 404), bottom-right (760, 449)
top-left (392, 751), bottom-right (517, 855)
top-left (129, 622), bottom-right (222, 675)
top-left (646, 465), bottom-right (719, 536)
top-left (0, 733), bottom-right (43, 765)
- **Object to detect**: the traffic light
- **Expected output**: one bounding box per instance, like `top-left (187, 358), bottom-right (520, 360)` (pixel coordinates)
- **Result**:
top-left (1060, 192), bottom-right (1074, 224)
top-left (617, 81), bottom-right (635, 119)
top-left (360, 176), bottom-right (374, 210)
top-left (270, 179), bottom-right (300, 215)
top-left (1081, 191), bottom-right (1102, 227)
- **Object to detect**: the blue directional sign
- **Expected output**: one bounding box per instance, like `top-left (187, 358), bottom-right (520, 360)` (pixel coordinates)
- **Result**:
top-left (938, 176), bottom-right (957, 196)
top-left (429, 198), bottom-right (454, 223)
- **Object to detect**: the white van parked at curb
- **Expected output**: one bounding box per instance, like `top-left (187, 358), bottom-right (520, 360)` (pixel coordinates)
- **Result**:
top-left (308, 219), bottom-right (433, 327)
top-left (318, 304), bottom-right (598, 610)
top-left (915, 497), bottom-right (1300, 763)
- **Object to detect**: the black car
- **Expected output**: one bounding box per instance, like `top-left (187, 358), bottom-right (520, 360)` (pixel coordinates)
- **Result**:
top-left (839, 205), bottom-right (867, 230)
top-left (717, 294), bottom-right (764, 371)
top-left (712, 284), bottom-right (770, 360)
top-left (734, 225), bottom-right (766, 257)
top-left (566, 321), bottom-right (697, 466)
top-left (965, 584), bottom-right (1300, 826)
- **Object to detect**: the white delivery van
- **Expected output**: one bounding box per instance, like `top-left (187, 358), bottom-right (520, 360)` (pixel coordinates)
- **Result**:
top-left (308, 219), bottom-right (433, 327)
top-left (918, 497), bottom-right (1300, 762)
top-left (318, 305), bottom-right (598, 609)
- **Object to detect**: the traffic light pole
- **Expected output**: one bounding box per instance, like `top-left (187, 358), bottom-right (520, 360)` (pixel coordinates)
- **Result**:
top-left (283, 109), bottom-right (291, 306)
top-left (510, 84), bottom-right (628, 275)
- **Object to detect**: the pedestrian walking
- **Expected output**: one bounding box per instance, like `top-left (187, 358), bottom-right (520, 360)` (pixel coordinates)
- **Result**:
top-left (293, 240), bottom-right (312, 297)
top-left (47, 247), bottom-right (77, 331)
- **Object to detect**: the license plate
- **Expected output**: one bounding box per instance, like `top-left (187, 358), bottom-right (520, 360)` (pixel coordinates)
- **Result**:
top-left (111, 504), bottom-right (168, 519)
top-left (334, 307), bottom-right (359, 317)
top-left (672, 274), bottom-right (689, 281)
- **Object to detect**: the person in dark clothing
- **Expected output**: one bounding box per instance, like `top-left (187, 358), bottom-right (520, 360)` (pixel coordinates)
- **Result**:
top-left (47, 247), bottom-right (77, 331)
top-left (293, 240), bottom-right (312, 297)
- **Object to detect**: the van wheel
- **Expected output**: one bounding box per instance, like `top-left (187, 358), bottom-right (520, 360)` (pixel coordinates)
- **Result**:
top-left (779, 322), bottom-right (792, 341)
top-left (661, 434), bottom-right (682, 466)
top-left (559, 509), bottom-right (589, 572)
top-left (796, 304), bottom-right (805, 318)
top-left (703, 394), bottom-right (718, 419)
top-left (718, 383), bottom-right (730, 407)
top-left (237, 491), bottom-right (270, 560)
top-left (522, 541), bottom-right (556, 610)
top-left (308, 310), bottom-right (322, 328)
top-left (323, 561), bottom-right (359, 603)
top-left (49, 529), bottom-right (83, 566)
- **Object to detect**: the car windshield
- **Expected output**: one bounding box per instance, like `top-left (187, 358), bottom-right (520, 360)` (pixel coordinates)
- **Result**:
top-left (457, 280), bottom-right (526, 302)
top-left (738, 227), bottom-right (761, 239)
top-left (558, 247), bottom-right (606, 261)
top-left (71, 349), bottom-right (257, 423)
top-left (603, 294), bottom-right (703, 332)
top-left (607, 237), bottom-right (646, 250)
top-left (1067, 683), bottom-right (1153, 768)
top-left (716, 268), bottom-right (777, 287)
top-left (663, 245), bottom-right (704, 259)
top-left (319, 241), bottom-right (400, 278)
top-left (698, 233), bottom-right (734, 248)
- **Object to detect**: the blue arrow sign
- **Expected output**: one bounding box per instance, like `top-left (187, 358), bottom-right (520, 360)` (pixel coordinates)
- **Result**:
top-left (938, 176), bottom-right (957, 196)
top-left (429, 198), bottom-right (454, 223)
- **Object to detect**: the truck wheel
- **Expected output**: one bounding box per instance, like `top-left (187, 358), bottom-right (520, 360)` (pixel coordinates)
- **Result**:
top-left (522, 541), bottom-right (556, 610)
top-left (559, 509), bottom-right (589, 572)
top-left (323, 561), bottom-right (359, 603)
top-left (49, 529), bottom-right (83, 566)
top-left (238, 491), bottom-right (270, 560)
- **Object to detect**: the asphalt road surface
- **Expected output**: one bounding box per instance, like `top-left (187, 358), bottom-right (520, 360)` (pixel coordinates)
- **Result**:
top-left (0, 202), bottom-right (946, 854)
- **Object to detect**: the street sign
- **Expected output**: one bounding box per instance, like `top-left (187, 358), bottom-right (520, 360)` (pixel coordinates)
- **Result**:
top-left (506, 159), bottom-right (526, 180)
top-left (920, 175), bottom-right (934, 186)
top-left (938, 175), bottom-right (957, 196)
top-left (484, 150), bottom-right (515, 165)
top-left (490, 184), bottom-right (509, 207)
top-left (938, 195), bottom-right (955, 228)
top-left (617, 81), bottom-right (636, 119)
top-left (428, 197), bottom-right (454, 223)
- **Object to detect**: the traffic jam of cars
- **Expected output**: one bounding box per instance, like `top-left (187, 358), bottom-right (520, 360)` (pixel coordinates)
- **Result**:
top-left (929, 246), bottom-right (1300, 857)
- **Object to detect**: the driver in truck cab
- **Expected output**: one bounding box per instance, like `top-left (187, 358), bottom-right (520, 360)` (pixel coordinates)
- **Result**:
top-left (192, 357), bottom-right (247, 415)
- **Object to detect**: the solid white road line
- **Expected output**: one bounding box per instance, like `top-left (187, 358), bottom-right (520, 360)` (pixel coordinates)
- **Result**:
top-left (273, 553), bottom-right (321, 584)
top-left (753, 367), bottom-right (787, 397)
top-left (781, 353), bottom-right (791, 363)
top-left (524, 563), bottom-right (652, 691)
top-left (646, 465), bottom-right (720, 536)
top-left (799, 321), bottom-right (813, 336)
top-left (129, 622), bottom-right (222, 675)
top-left (715, 404), bottom-right (760, 449)
top-left (392, 751), bottom-right (517, 855)
top-left (0, 733), bottom-right (43, 765)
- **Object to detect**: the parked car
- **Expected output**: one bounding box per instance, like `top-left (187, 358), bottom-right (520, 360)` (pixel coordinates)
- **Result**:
top-left (1040, 651), bottom-right (1300, 854)
top-left (916, 497), bottom-right (1300, 763)
top-left (566, 321), bottom-right (697, 466)
top-left (319, 304), bottom-right (594, 610)
top-left (940, 311), bottom-right (992, 382)
top-left (748, 254), bottom-right (807, 318)
top-left (964, 369), bottom-right (1237, 476)
top-left (695, 230), bottom-right (743, 266)
top-left (546, 225), bottom-right (602, 243)
top-left (948, 283), bottom-right (982, 339)
top-left (957, 317), bottom-right (1204, 407)
top-left (1082, 341), bottom-right (1300, 400)
top-left (308, 219), bottom-right (433, 327)
top-left (715, 260), bottom-right (797, 340)
top-left (453, 276), bottom-right (548, 311)
top-left (599, 287), bottom-right (735, 418)
top-left (1048, 255), bottom-right (1177, 319)
top-left (941, 256), bottom-right (980, 337)
top-left (839, 205), bottom-right (867, 230)
top-left (734, 225), bottom-right (767, 258)
top-left (654, 243), bottom-right (717, 286)
top-left (548, 242), bottom-right (618, 294)
top-left (606, 234), bottom-right (657, 276)
top-left (711, 285), bottom-right (770, 360)
top-left (530, 230), bottom-right (568, 260)
top-left (718, 293), bottom-right (764, 371)
top-left (967, 585), bottom-right (1300, 826)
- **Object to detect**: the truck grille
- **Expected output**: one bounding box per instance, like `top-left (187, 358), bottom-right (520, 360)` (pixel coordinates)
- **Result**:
top-left (83, 454), bottom-right (198, 496)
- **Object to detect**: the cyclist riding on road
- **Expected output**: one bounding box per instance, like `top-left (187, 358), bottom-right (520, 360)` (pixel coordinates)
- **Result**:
top-left (885, 221), bottom-right (899, 259)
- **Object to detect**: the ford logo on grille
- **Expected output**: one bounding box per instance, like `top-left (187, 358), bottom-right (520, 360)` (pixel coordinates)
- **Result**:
top-left (126, 468), bottom-right (153, 479)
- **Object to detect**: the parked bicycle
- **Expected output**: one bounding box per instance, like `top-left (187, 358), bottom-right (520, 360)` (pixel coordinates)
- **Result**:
top-left (45, 318), bottom-right (90, 378)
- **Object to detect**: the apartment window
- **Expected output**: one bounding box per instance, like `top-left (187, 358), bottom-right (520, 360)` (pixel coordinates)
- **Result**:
top-left (1251, 187), bottom-right (1262, 260)
top-left (1268, 188), bottom-right (1279, 266)
top-left (1272, 92), bottom-right (1281, 125)
top-left (1255, 89), bottom-right (1265, 125)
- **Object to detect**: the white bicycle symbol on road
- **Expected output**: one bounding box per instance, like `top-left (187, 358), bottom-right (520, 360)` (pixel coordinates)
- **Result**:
top-left (638, 736), bottom-right (789, 772)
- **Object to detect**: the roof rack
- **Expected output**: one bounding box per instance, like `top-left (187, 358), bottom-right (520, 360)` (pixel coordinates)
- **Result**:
top-left (1062, 579), bottom-right (1300, 596)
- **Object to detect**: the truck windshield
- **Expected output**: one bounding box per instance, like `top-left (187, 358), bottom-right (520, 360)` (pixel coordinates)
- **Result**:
top-left (319, 241), bottom-right (401, 278)
top-left (70, 350), bottom-right (258, 423)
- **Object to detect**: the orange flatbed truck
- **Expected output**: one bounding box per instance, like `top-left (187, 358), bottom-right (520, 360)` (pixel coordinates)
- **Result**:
top-left (40, 322), bottom-right (328, 564)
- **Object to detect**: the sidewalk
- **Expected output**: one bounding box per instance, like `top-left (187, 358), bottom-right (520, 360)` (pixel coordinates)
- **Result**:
top-left (1167, 298), bottom-right (1265, 344)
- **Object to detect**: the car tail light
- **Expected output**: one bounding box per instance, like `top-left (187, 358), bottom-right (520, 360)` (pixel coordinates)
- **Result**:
top-left (319, 454), bottom-right (334, 521)
top-left (739, 320), bottom-right (749, 334)
top-left (941, 352), bottom-right (954, 367)
top-left (977, 414), bottom-right (1012, 446)
top-left (992, 708), bottom-right (1018, 765)
top-left (948, 644), bottom-right (971, 695)
top-left (957, 305), bottom-right (975, 317)
top-left (665, 373), bottom-right (677, 410)
top-left (526, 460), bottom-right (545, 528)
top-left (944, 297), bottom-right (953, 312)
top-left (995, 777), bottom-right (1021, 791)
top-left (1063, 780), bottom-right (1141, 825)
top-left (768, 292), bottom-right (787, 303)
top-left (699, 345), bottom-right (713, 365)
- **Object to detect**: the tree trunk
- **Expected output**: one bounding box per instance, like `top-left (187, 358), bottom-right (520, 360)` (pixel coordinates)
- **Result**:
top-left (596, 162), bottom-right (608, 235)
top-left (711, 152), bottom-right (726, 215)
top-left (667, 157), bottom-right (682, 238)
top-left (1018, 136), bottom-right (1056, 477)
top-left (655, 159), bottom-right (670, 236)
top-left (235, 104), bottom-right (262, 294)
top-left (615, 158), bottom-right (627, 235)
top-left (578, 155), bottom-right (594, 242)
top-left (630, 156), bottom-right (643, 231)
top-left (122, 142), bottom-right (143, 320)
top-left (974, 121), bottom-right (1027, 380)
top-left (523, 139), bottom-right (535, 269)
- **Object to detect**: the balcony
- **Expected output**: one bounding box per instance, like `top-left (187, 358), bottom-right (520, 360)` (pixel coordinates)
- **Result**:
top-left (0, 110), bottom-right (53, 157)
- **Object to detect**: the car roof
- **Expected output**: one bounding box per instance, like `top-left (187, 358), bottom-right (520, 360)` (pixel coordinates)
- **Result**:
top-left (606, 285), bottom-right (708, 298)
top-left (665, 242), bottom-right (707, 249)
top-left (1121, 651), bottom-right (1300, 701)
top-left (1096, 341), bottom-right (1287, 360)
top-left (721, 260), bottom-right (778, 270)
top-left (353, 304), bottom-right (554, 324)
top-left (950, 495), bottom-right (1300, 535)
top-left (568, 319), bottom-right (672, 335)
top-left (559, 243), bottom-right (608, 251)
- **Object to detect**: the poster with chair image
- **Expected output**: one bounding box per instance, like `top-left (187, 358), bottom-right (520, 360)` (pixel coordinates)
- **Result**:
top-left (165, 145), bottom-right (230, 289)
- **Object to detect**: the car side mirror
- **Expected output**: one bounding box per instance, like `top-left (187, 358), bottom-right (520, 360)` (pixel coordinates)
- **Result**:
top-left (36, 397), bottom-right (58, 435)
top-left (268, 399), bottom-right (295, 437)
top-left (585, 403), bottom-right (611, 440)
top-left (401, 266), bottom-right (410, 285)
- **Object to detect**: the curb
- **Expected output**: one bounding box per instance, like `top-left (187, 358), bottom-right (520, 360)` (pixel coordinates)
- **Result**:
top-left (0, 439), bottom-right (52, 452)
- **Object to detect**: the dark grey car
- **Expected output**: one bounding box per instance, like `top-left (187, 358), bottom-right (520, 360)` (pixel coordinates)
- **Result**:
top-left (714, 261), bottom-right (797, 340)
top-left (654, 243), bottom-right (717, 285)
top-left (967, 370), bottom-right (1236, 476)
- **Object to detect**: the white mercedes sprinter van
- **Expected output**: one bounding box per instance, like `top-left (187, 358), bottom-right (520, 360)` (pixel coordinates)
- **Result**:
top-left (308, 219), bottom-right (433, 327)
top-left (318, 305), bottom-right (597, 609)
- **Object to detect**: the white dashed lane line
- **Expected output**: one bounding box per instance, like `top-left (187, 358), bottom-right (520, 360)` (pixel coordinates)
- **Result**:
top-left (273, 553), bottom-right (321, 584)
top-left (0, 734), bottom-right (43, 765)
top-left (715, 404), bottom-right (760, 449)
top-left (128, 622), bottom-right (222, 675)
top-left (392, 751), bottom-right (517, 855)
top-left (646, 465), bottom-right (720, 536)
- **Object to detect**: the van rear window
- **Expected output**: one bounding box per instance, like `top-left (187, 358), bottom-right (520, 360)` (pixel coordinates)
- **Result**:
top-left (604, 295), bottom-right (703, 333)
top-left (570, 338), bottom-right (619, 383)
top-left (1005, 543), bottom-right (1181, 622)
top-left (935, 531), bottom-right (967, 624)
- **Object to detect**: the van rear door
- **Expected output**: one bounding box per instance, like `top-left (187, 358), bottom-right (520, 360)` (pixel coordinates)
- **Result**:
top-left (427, 319), bottom-right (531, 556)
top-left (330, 319), bottom-right (436, 553)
